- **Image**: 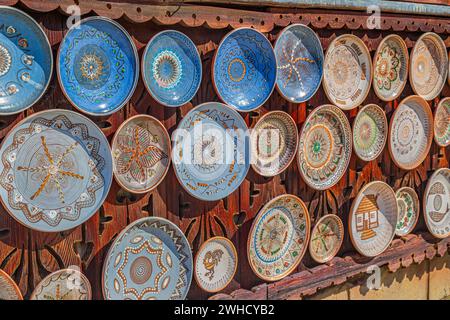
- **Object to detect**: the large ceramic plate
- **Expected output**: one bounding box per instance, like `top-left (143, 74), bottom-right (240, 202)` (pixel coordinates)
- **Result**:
top-left (434, 97), bottom-right (450, 147)
top-left (323, 34), bottom-right (372, 110)
top-left (212, 28), bottom-right (276, 112)
top-left (309, 214), bottom-right (344, 264)
top-left (388, 95), bottom-right (433, 170)
top-left (58, 16), bottom-right (138, 116)
top-left (102, 217), bottom-right (193, 300)
top-left (297, 104), bottom-right (352, 190)
top-left (0, 269), bottom-right (22, 300)
top-left (349, 181), bottom-right (397, 257)
top-left (0, 109), bottom-right (113, 232)
top-left (274, 24), bottom-right (323, 103)
top-left (142, 30), bottom-right (202, 107)
top-left (248, 194), bottom-right (310, 282)
top-left (112, 115), bottom-right (171, 194)
top-left (0, 6), bottom-right (53, 115)
top-left (172, 102), bottom-right (249, 201)
top-left (395, 187), bottom-right (419, 237)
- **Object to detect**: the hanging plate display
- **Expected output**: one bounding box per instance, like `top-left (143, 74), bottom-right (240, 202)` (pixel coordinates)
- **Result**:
top-left (308, 214), bottom-right (344, 264)
top-left (410, 32), bottom-right (448, 101)
top-left (0, 109), bottom-right (113, 232)
top-left (57, 16), bottom-right (139, 116)
top-left (248, 194), bottom-right (310, 282)
top-left (353, 104), bottom-right (388, 162)
top-left (423, 168), bottom-right (450, 239)
top-left (434, 97), bottom-right (450, 147)
top-left (172, 102), bottom-right (249, 201)
top-left (194, 236), bottom-right (238, 293)
top-left (388, 95), bottom-right (433, 170)
top-left (142, 30), bottom-right (202, 107)
top-left (250, 111), bottom-right (298, 177)
top-left (102, 216), bottom-right (193, 300)
top-left (212, 28), bottom-right (276, 112)
top-left (0, 6), bottom-right (53, 115)
top-left (323, 34), bottom-right (372, 110)
top-left (395, 187), bottom-right (419, 237)
top-left (297, 104), bottom-right (352, 190)
top-left (0, 269), bottom-right (22, 300)
top-left (274, 24), bottom-right (323, 103)
top-left (112, 115), bottom-right (171, 194)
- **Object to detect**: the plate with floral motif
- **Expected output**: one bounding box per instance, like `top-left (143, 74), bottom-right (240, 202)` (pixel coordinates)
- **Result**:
top-left (434, 97), bottom-right (450, 147)
top-left (309, 214), bottom-right (344, 263)
top-left (395, 187), bottom-right (419, 237)
top-left (0, 269), bottom-right (22, 300)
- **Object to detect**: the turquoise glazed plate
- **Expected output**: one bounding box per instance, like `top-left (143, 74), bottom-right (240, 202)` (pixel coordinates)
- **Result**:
top-left (102, 217), bottom-right (193, 300)
top-left (213, 28), bottom-right (276, 112)
top-left (58, 16), bottom-right (138, 116)
top-left (0, 6), bottom-right (53, 115)
top-left (0, 109), bottom-right (113, 232)
top-left (142, 30), bottom-right (202, 107)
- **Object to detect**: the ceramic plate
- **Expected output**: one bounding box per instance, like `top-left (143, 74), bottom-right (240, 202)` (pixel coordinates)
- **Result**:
top-left (250, 111), bottom-right (298, 177)
top-left (0, 109), bottom-right (113, 232)
top-left (434, 97), bottom-right (450, 147)
top-left (323, 34), bottom-right (372, 110)
top-left (0, 269), bottom-right (22, 300)
top-left (309, 214), bottom-right (344, 264)
top-left (353, 104), bottom-right (388, 162)
top-left (274, 24), bottom-right (323, 103)
top-left (172, 102), bottom-right (249, 201)
top-left (297, 104), bottom-right (352, 190)
top-left (0, 6), bottom-right (53, 115)
top-left (423, 168), bottom-right (450, 239)
top-left (212, 28), bottom-right (276, 111)
top-left (248, 194), bottom-right (310, 282)
top-left (142, 30), bottom-right (202, 107)
top-left (194, 236), bottom-right (237, 293)
top-left (102, 217), bottom-right (193, 300)
top-left (410, 32), bottom-right (448, 101)
top-left (389, 95), bottom-right (433, 170)
top-left (395, 187), bottom-right (419, 237)
top-left (112, 115), bottom-right (171, 194)
top-left (58, 16), bottom-right (138, 115)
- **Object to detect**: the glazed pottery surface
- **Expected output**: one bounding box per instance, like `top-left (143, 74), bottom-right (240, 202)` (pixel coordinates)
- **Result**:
top-left (309, 214), bottom-right (344, 264)
top-left (434, 97), bottom-right (450, 147)
top-left (395, 187), bottom-right (419, 237)
top-left (0, 269), bottom-right (22, 300)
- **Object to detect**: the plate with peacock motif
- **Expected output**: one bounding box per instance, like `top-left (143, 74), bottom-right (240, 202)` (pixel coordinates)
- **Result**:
top-left (434, 97), bottom-right (450, 147)
top-left (309, 214), bottom-right (344, 263)
top-left (395, 187), bottom-right (419, 237)
top-left (0, 268), bottom-right (22, 300)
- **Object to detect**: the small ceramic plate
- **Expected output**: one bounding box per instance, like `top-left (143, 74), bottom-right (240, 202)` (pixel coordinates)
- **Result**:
top-left (142, 30), bottom-right (202, 107)
top-left (58, 16), bottom-right (139, 116)
top-left (297, 104), bottom-right (352, 190)
top-left (31, 269), bottom-right (92, 300)
top-left (112, 115), bottom-right (171, 194)
top-left (0, 6), bottom-right (53, 115)
top-left (308, 214), bottom-right (344, 264)
top-left (434, 97), bottom-right (450, 147)
top-left (410, 32), bottom-right (448, 101)
top-left (353, 104), bottom-right (388, 162)
top-left (388, 95), bottom-right (433, 170)
top-left (423, 168), bottom-right (450, 239)
top-left (194, 236), bottom-right (238, 293)
top-left (274, 24), bottom-right (323, 103)
top-left (323, 34), bottom-right (372, 110)
top-left (395, 187), bottom-right (419, 237)
top-left (0, 109), bottom-right (113, 232)
top-left (250, 111), bottom-right (298, 177)
top-left (349, 181), bottom-right (398, 257)
top-left (102, 217), bottom-right (193, 300)
top-left (213, 28), bottom-right (276, 112)
top-left (0, 269), bottom-right (22, 300)
top-left (248, 194), bottom-right (310, 282)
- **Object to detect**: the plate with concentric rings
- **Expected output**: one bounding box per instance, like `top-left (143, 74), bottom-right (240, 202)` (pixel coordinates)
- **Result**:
top-left (434, 97), bottom-right (450, 147)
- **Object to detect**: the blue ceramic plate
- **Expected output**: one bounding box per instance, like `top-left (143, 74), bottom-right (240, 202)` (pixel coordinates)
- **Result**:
top-left (213, 28), bottom-right (276, 112)
top-left (58, 17), bottom-right (138, 116)
top-left (142, 30), bottom-right (202, 107)
top-left (0, 109), bottom-right (113, 232)
top-left (0, 6), bottom-right (53, 115)
top-left (274, 24), bottom-right (323, 103)
top-left (172, 102), bottom-right (250, 201)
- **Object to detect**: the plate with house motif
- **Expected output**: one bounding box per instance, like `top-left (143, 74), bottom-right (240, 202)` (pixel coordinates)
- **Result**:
top-left (250, 111), bottom-right (298, 177)
top-left (388, 95), bottom-right (433, 170)
top-left (102, 217), bottom-right (193, 300)
top-left (349, 181), bottom-right (398, 257)
top-left (0, 6), bottom-right (53, 115)
top-left (434, 97), bottom-right (450, 147)
top-left (0, 109), bottom-right (113, 232)
top-left (309, 214), bottom-right (344, 263)
top-left (0, 269), bottom-right (22, 300)
top-left (142, 30), bottom-right (202, 107)
top-left (57, 16), bottom-right (139, 116)
top-left (395, 187), bottom-right (419, 237)
top-left (172, 102), bottom-right (249, 201)
top-left (423, 168), bottom-right (450, 239)
top-left (274, 24), bottom-right (323, 103)
top-left (323, 34), bottom-right (372, 110)
top-left (297, 104), bottom-right (352, 190)
top-left (212, 28), bottom-right (276, 112)
top-left (248, 194), bottom-right (310, 282)
top-left (194, 236), bottom-right (237, 293)
top-left (112, 115), bottom-right (171, 194)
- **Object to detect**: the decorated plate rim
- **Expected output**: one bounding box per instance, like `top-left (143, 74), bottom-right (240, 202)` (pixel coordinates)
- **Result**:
top-left (308, 214), bottom-right (344, 264)
top-left (395, 186), bottom-right (420, 237)
top-left (0, 268), bottom-right (23, 300)
top-left (434, 97), bottom-right (450, 147)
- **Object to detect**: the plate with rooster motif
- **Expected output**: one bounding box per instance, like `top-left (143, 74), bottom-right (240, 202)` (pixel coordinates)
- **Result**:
top-left (0, 269), bottom-right (22, 300)
top-left (395, 187), bottom-right (419, 237)
top-left (434, 97), bottom-right (450, 147)
top-left (309, 214), bottom-right (344, 263)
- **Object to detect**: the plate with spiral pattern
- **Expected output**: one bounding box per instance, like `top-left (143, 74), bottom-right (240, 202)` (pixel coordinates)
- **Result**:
top-left (434, 97), bottom-right (450, 147)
